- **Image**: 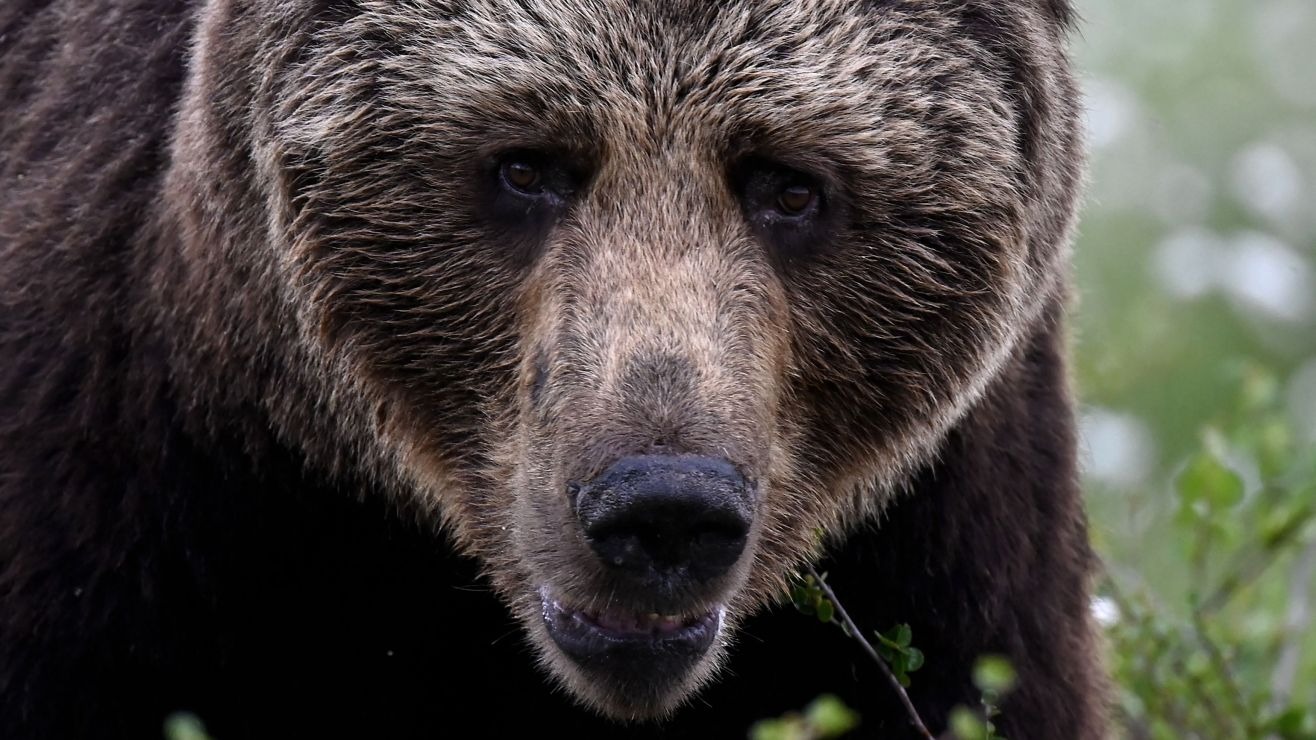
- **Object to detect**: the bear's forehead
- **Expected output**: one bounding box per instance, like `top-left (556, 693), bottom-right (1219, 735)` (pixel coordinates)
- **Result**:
top-left (357, 0), bottom-right (978, 159)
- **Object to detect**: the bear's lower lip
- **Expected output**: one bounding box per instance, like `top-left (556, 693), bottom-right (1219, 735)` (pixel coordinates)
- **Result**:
top-left (539, 591), bottom-right (721, 666)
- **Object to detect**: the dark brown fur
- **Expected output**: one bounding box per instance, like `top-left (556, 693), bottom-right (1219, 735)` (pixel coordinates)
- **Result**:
top-left (1, 1), bottom-right (1105, 737)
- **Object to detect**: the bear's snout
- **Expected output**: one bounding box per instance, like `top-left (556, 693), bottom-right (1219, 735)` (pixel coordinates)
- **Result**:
top-left (573, 455), bottom-right (752, 590)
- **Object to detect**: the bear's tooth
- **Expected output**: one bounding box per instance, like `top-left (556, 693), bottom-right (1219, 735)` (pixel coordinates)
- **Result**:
top-left (655, 616), bottom-right (684, 633)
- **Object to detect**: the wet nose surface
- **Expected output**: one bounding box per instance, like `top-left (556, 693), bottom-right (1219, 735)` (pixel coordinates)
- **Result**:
top-left (574, 455), bottom-right (752, 584)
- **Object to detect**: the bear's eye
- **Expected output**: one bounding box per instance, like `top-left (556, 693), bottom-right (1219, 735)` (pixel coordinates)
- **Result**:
top-left (734, 159), bottom-right (824, 223)
top-left (732, 157), bottom-right (835, 262)
top-left (492, 150), bottom-right (583, 204)
top-left (501, 159), bottom-right (544, 194)
top-left (776, 184), bottom-right (816, 216)
top-left (483, 150), bottom-right (589, 256)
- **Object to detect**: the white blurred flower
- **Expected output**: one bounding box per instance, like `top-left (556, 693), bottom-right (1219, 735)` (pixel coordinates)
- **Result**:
top-left (1152, 227), bottom-right (1227, 299)
top-left (1079, 408), bottom-right (1156, 488)
top-left (1231, 143), bottom-right (1305, 224)
top-left (1091, 596), bottom-right (1121, 628)
top-left (1083, 78), bottom-right (1139, 150)
top-left (1152, 226), bottom-right (1315, 325)
top-left (1221, 231), bottom-right (1314, 323)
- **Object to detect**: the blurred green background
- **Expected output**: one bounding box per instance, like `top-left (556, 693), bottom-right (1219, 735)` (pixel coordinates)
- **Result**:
top-left (1071, 0), bottom-right (1316, 735)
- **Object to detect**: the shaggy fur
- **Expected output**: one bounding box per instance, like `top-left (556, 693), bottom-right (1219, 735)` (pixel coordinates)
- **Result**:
top-left (0, 0), bottom-right (1105, 737)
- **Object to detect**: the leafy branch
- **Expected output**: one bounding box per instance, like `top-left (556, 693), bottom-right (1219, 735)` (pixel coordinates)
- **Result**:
top-left (795, 565), bottom-right (935, 739)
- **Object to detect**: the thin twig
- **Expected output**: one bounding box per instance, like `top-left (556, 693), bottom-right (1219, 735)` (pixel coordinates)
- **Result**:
top-left (1197, 547), bottom-right (1285, 616)
top-left (1198, 501), bottom-right (1312, 615)
top-left (806, 565), bottom-right (935, 739)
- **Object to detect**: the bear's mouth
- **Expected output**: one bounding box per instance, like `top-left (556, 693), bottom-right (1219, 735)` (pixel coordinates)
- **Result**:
top-left (539, 590), bottom-right (722, 666)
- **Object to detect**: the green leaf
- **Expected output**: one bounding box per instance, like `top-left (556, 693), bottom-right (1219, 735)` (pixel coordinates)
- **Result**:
top-left (894, 623), bottom-right (913, 647)
top-left (891, 653), bottom-right (908, 681)
top-left (163, 713), bottom-right (213, 740)
top-left (1177, 451), bottom-right (1244, 511)
top-left (805, 694), bottom-right (860, 737)
top-left (1267, 706), bottom-right (1315, 739)
top-left (791, 585), bottom-right (816, 616)
top-left (816, 599), bottom-right (835, 624)
top-left (973, 656), bottom-right (1017, 695)
top-left (906, 647), bottom-right (925, 673)
top-left (950, 706), bottom-right (987, 740)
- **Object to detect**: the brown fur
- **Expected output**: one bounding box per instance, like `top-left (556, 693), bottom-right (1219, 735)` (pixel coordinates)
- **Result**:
top-left (1, 1), bottom-right (1104, 737)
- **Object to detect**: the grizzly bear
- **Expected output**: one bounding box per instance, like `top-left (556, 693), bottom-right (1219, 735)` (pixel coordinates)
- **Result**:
top-left (0, 0), bottom-right (1105, 737)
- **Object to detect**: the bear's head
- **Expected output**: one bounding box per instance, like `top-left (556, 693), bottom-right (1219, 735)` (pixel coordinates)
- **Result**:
top-left (165, 0), bottom-right (1080, 721)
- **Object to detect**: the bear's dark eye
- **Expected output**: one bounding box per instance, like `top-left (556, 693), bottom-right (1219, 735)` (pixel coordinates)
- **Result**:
top-left (501, 159), bottom-right (544, 194)
top-left (735, 159), bottom-right (825, 223)
top-left (733, 158), bottom-right (834, 261)
top-left (490, 150), bottom-right (583, 207)
top-left (483, 150), bottom-right (589, 261)
top-left (776, 184), bottom-right (816, 216)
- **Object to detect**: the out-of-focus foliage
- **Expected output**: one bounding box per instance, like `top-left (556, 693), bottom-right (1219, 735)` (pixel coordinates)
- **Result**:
top-left (750, 695), bottom-right (861, 740)
top-left (164, 713), bottom-right (213, 740)
top-left (948, 656), bottom-right (1018, 740)
top-left (1099, 370), bottom-right (1316, 737)
top-left (1073, 0), bottom-right (1316, 736)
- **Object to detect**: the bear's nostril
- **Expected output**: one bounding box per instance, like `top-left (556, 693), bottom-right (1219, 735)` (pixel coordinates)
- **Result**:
top-left (574, 455), bottom-right (752, 584)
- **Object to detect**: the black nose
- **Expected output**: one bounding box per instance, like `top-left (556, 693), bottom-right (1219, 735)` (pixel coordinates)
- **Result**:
top-left (573, 455), bottom-right (752, 584)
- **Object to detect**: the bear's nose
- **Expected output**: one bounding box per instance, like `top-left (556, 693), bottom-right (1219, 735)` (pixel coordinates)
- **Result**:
top-left (573, 455), bottom-right (752, 584)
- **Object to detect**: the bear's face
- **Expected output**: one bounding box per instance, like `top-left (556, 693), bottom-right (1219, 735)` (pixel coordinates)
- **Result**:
top-left (220, 0), bottom-right (1074, 721)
